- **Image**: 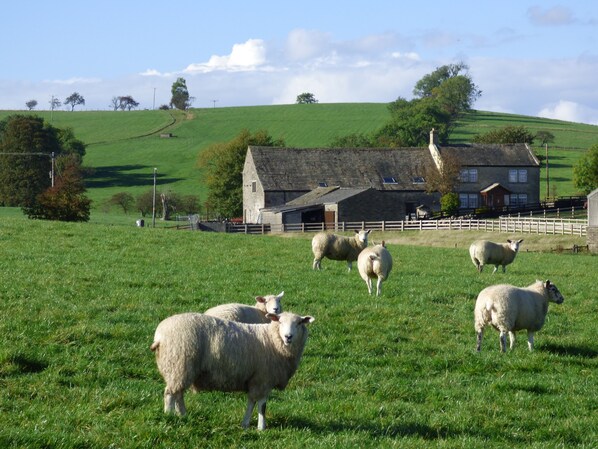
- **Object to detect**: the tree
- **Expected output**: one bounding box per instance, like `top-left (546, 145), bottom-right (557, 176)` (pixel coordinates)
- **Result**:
top-left (170, 77), bottom-right (193, 110)
top-left (423, 152), bottom-right (461, 196)
top-left (23, 160), bottom-right (90, 222)
top-left (109, 192), bottom-right (135, 214)
top-left (25, 100), bottom-right (38, 110)
top-left (329, 132), bottom-right (374, 148)
top-left (136, 190), bottom-right (154, 217)
top-left (296, 92), bottom-right (318, 104)
top-left (0, 115), bottom-right (62, 206)
top-left (64, 92), bottom-right (85, 111)
top-left (440, 192), bottom-right (460, 216)
top-left (535, 130), bottom-right (555, 147)
top-left (49, 96), bottom-right (61, 111)
top-left (473, 125), bottom-right (535, 144)
top-left (198, 129), bottom-right (284, 218)
top-left (118, 96), bottom-right (139, 111)
top-left (573, 144), bottom-right (598, 195)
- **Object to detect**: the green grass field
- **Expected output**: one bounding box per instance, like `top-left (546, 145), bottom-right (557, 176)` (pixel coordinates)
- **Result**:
top-left (0, 219), bottom-right (596, 448)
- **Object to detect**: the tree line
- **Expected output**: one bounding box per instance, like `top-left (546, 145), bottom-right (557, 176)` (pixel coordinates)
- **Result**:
top-left (24, 77), bottom-right (194, 112)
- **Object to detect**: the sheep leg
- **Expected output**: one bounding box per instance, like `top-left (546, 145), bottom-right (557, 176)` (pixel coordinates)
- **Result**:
top-left (164, 388), bottom-right (186, 416)
top-left (527, 332), bottom-right (535, 351)
top-left (501, 265), bottom-right (506, 273)
top-left (492, 265), bottom-right (499, 274)
top-left (376, 278), bottom-right (382, 296)
top-left (366, 278), bottom-right (373, 295)
top-left (499, 331), bottom-right (507, 352)
top-left (509, 331), bottom-right (516, 350)
top-left (346, 261), bottom-right (353, 272)
top-left (242, 398), bottom-right (256, 429)
top-left (257, 398), bottom-right (267, 431)
top-left (313, 258), bottom-right (321, 270)
top-left (476, 330), bottom-right (483, 352)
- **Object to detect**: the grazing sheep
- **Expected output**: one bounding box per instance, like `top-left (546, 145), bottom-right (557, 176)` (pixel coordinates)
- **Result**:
top-left (312, 229), bottom-right (371, 271)
top-left (150, 311), bottom-right (314, 430)
top-left (469, 239), bottom-right (523, 273)
top-left (204, 292), bottom-right (284, 324)
top-left (357, 241), bottom-right (393, 296)
top-left (474, 280), bottom-right (564, 352)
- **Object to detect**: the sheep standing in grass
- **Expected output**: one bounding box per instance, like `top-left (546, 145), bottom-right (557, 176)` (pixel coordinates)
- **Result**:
top-left (474, 280), bottom-right (564, 352)
top-left (469, 239), bottom-right (523, 273)
top-left (150, 311), bottom-right (314, 430)
top-left (312, 229), bottom-right (371, 271)
top-left (357, 241), bottom-right (393, 296)
top-left (204, 292), bottom-right (284, 324)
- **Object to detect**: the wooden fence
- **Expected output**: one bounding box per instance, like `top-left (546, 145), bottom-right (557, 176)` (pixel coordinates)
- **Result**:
top-left (222, 216), bottom-right (588, 236)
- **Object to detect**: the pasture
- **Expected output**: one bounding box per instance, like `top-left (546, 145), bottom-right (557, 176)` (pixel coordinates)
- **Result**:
top-left (0, 218), bottom-right (596, 448)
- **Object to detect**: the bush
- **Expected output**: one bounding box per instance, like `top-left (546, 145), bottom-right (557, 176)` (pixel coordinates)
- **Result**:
top-left (440, 192), bottom-right (460, 216)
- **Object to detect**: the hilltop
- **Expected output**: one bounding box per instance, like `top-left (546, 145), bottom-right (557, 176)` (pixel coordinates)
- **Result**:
top-left (1, 104), bottom-right (597, 219)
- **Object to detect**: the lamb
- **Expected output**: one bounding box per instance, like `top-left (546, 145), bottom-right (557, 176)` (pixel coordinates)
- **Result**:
top-left (357, 241), bottom-right (393, 296)
top-left (474, 280), bottom-right (564, 352)
top-left (204, 291), bottom-right (284, 324)
top-left (312, 229), bottom-right (371, 271)
top-left (469, 239), bottom-right (523, 273)
top-left (150, 311), bottom-right (314, 430)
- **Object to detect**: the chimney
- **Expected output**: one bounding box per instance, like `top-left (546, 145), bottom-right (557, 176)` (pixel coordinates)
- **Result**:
top-left (428, 128), bottom-right (443, 172)
top-left (430, 128), bottom-right (439, 146)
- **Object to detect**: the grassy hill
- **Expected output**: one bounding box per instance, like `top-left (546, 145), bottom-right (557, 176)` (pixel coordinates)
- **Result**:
top-left (1, 105), bottom-right (597, 221)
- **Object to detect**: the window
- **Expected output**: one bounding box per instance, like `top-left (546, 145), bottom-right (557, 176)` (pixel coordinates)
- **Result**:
top-left (382, 176), bottom-right (397, 184)
top-left (251, 181), bottom-right (257, 193)
top-left (510, 193), bottom-right (528, 206)
top-left (460, 168), bottom-right (478, 183)
top-left (411, 176), bottom-right (425, 184)
top-left (318, 181), bottom-right (328, 187)
top-left (509, 169), bottom-right (528, 183)
top-left (459, 193), bottom-right (479, 209)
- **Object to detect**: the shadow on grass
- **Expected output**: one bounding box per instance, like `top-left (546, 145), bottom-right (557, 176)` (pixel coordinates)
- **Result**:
top-left (85, 164), bottom-right (183, 188)
top-left (541, 343), bottom-right (598, 358)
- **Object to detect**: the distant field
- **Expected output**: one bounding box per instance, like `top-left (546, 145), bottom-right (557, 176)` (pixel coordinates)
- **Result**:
top-left (1, 105), bottom-right (597, 220)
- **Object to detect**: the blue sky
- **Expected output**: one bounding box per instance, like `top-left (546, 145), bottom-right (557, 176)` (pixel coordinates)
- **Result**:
top-left (2, 1), bottom-right (597, 124)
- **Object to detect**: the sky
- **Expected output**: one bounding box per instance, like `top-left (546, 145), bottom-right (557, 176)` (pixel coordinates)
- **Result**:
top-left (1, 1), bottom-right (598, 124)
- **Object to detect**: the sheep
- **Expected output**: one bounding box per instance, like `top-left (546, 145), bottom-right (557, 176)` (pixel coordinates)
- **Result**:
top-left (469, 239), bottom-right (523, 273)
top-left (474, 280), bottom-right (564, 352)
top-left (357, 241), bottom-right (393, 296)
top-left (150, 311), bottom-right (314, 430)
top-left (312, 229), bottom-right (371, 271)
top-left (204, 291), bottom-right (284, 324)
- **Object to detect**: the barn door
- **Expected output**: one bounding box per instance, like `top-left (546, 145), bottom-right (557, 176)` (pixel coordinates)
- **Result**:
top-left (324, 211), bottom-right (335, 230)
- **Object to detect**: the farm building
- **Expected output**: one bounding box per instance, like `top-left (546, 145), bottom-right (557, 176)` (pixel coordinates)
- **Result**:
top-left (242, 129), bottom-right (540, 225)
top-left (587, 188), bottom-right (598, 254)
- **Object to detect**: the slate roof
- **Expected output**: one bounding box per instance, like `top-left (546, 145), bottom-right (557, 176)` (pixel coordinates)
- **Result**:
top-left (264, 187), bottom-right (371, 213)
top-left (247, 146), bottom-right (432, 191)
top-left (438, 143), bottom-right (540, 167)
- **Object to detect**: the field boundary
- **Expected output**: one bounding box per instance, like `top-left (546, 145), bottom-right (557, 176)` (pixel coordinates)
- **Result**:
top-left (191, 216), bottom-right (588, 236)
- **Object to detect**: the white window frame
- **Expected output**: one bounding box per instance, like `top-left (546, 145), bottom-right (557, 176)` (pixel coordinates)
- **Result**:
top-left (509, 169), bottom-right (528, 183)
top-left (460, 168), bottom-right (478, 183)
top-left (459, 193), bottom-right (479, 209)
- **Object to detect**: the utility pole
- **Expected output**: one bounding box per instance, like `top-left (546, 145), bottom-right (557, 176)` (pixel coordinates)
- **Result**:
top-left (152, 168), bottom-right (157, 228)
top-left (212, 99), bottom-right (218, 108)
top-left (545, 144), bottom-right (550, 201)
top-left (153, 88), bottom-right (156, 110)
top-left (51, 152), bottom-right (55, 187)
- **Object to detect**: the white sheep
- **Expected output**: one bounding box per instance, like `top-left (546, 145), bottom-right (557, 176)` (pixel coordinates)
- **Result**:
top-left (150, 311), bottom-right (314, 430)
top-left (312, 229), bottom-right (371, 271)
top-left (474, 280), bottom-right (564, 352)
top-left (357, 241), bottom-right (393, 296)
top-left (204, 292), bottom-right (284, 324)
top-left (469, 239), bottom-right (523, 273)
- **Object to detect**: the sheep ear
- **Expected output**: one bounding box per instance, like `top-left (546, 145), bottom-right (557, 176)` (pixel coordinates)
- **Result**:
top-left (518, 239), bottom-right (524, 243)
top-left (381, 240), bottom-right (386, 247)
top-left (507, 239), bottom-right (512, 243)
top-left (277, 291), bottom-right (284, 298)
top-left (545, 280), bottom-right (551, 288)
top-left (266, 313), bottom-right (280, 321)
top-left (255, 296), bottom-right (266, 304)
top-left (301, 316), bottom-right (315, 324)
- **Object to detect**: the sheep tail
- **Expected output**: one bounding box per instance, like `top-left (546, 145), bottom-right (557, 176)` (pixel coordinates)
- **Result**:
top-left (150, 341), bottom-right (160, 352)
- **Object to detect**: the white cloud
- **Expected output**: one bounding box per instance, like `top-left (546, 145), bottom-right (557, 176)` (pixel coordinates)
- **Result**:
top-left (184, 39), bottom-right (267, 74)
top-left (43, 77), bottom-right (102, 85)
top-left (285, 29), bottom-right (332, 61)
top-left (527, 6), bottom-right (575, 26)
top-left (538, 100), bottom-right (598, 125)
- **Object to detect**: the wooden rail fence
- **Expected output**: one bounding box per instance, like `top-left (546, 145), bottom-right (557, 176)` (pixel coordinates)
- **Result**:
top-left (220, 216), bottom-right (587, 236)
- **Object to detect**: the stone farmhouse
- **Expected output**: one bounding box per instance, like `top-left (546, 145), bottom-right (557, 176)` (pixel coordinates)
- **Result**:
top-left (242, 129), bottom-right (540, 225)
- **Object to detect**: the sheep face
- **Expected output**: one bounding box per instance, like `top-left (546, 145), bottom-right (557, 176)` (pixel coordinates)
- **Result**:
top-left (507, 239), bottom-right (523, 252)
top-left (256, 291), bottom-right (284, 314)
top-left (356, 229), bottom-right (370, 244)
top-left (544, 280), bottom-right (565, 304)
top-left (267, 312), bottom-right (315, 346)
